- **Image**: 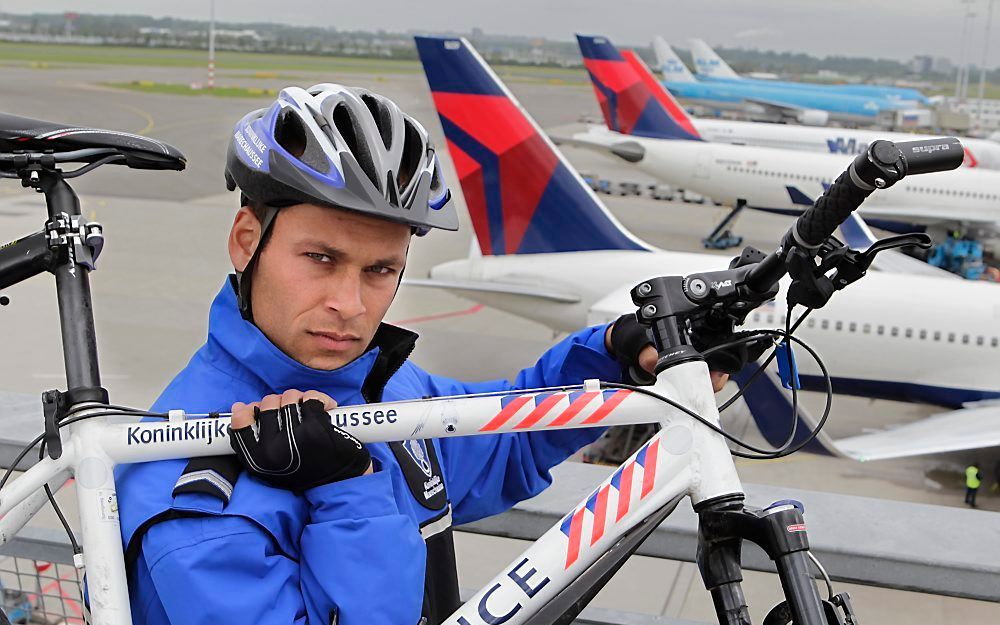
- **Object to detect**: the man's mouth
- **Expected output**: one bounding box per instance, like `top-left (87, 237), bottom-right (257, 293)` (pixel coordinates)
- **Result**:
top-left (308, 331), bottom-right (362, 351)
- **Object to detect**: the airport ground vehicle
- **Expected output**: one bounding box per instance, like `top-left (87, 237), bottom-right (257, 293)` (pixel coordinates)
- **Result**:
top-left (649, 183), bottom-right (676, 201)
top-left (0, 112), bottom-right (960, 625)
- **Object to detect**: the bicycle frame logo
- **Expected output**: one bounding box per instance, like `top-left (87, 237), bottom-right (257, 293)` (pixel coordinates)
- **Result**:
top-left (125, 419), bottom-right (228, 446)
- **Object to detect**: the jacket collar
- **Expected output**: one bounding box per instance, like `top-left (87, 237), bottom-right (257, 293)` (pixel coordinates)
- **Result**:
top-left (205, 277), bottom-right (417, 402)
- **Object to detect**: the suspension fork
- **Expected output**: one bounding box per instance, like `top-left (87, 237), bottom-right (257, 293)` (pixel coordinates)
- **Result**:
top-left (695, 497), bottom-right (826, 625)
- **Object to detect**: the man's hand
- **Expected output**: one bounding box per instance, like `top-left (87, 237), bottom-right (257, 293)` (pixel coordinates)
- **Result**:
top-left (607, 320), bottom-right (730, 393)
top-left (229, 389), bottom-right (373, 492)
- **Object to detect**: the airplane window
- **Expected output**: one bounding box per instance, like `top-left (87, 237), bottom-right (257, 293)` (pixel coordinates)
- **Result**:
top-left (905, 328), bottom-right (913, 338)
top-left (835, 321), bottom-right (843, 331)
top-left (821, 319), bottom-right (829, 330)
top-left (947, 332), bottom-right (955, 343)
top-left (934, 331), bottom-right (941, 341)
top-left (877, 325), bottom-right (884, 335)
top-left (992, 337), bottom-right (998, 347)
top-left (862, 323), bottom-right (871, 334)
top-left (766, 314), bottom-right (775, 324)
top-left (849, 322), bottom-right (857, 332)
top-left (919, 329), bottom-right (927, 340)
top-left (977, 336), bottom-right (984, 346)
top-left (962, 334), bottom-right (970, 344)
top-left (807, 318), bottom-right (816, 328)
top-left (890, 327), bottom-right (898, 337)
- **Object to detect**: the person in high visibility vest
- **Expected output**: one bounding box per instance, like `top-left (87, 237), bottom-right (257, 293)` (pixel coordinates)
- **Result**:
top-left (965, 461), bottom-right (982, 508)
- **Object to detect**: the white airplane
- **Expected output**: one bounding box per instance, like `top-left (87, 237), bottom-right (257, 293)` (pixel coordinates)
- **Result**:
top-left (653, 38), bottom-right (1000, 170)
top-left (412, 35), bottom-right (1000, 461)
top-left (568, 35), bottom-right (1000, 241)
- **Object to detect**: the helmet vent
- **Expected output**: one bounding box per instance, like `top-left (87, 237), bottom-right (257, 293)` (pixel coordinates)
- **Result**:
top-left (332, 102), bottom-right (380, 190)
top-left (396, 118), bottom-right (423, 193)
top-left (275, 109), bottom-right (329, 173)
top-left (361, 93), bottom-right (393, 150)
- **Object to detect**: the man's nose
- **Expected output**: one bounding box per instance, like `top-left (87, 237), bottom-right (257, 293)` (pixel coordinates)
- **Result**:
top-left (326, 272), bottom-right (366, 319)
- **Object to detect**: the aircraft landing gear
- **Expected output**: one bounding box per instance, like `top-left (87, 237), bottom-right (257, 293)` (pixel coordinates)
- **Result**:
top-left (702, 199), bottom-right (746, 250)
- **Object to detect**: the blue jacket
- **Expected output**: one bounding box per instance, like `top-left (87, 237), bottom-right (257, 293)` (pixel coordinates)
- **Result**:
top-left (116, 280), bottom-right (621, 625)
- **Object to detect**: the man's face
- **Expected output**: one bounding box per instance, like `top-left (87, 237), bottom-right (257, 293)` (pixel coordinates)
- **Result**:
top-left (229, 203), bottom-right (411, 370)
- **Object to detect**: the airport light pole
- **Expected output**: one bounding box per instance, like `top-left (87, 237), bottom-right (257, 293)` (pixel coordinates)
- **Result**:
top-left (956, 0), bottom-right (977, 100)
top-left (977, 0), bottom-right (995, 131)
top-left (208, 0), bottom-right (216, 91)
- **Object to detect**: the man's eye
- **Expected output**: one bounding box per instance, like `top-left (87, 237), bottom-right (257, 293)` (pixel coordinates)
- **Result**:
top-left (368, 265), bottom-right (394, 275)
top-left (306, 253), bottom-right (332, 263)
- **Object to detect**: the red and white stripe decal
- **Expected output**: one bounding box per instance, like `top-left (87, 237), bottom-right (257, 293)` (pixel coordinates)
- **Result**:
top-left (563, 439), bottom-right (664, 569)
top-left (580, 390), bottom-right (631, 424)
top-left (479, 389), bottom-right (632, 433)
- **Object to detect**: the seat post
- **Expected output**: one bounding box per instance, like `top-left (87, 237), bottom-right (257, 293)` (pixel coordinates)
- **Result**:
top-left (38, 170), bottom-right (104, 395)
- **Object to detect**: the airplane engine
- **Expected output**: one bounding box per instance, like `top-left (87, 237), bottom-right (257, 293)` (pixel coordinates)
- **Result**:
top-left (796, 109), bottom-right (830, 126)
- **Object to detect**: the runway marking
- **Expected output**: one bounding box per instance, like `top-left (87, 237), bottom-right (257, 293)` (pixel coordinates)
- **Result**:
top-left (390, 303), bottom-right (484, 326)
top-left (111, 101), bottom-right (155, 135)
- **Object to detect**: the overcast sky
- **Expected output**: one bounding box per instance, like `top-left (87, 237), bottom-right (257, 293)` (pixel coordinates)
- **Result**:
top-left (7, 0), bottom-right (1000, 67)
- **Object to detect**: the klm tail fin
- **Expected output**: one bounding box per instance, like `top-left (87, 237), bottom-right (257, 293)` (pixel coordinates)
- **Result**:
top-left (689, 39), bottom-right (741, 79)
top-left (652, 37), bottom-right (696, 83)
top-left (576, 34), bottom-right (702, 141)
top-left (414, 36), bottom-right (652, 256)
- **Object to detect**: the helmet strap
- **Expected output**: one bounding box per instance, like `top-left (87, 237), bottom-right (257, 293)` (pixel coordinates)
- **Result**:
top-left (236, 205), bottom-right (280, 322)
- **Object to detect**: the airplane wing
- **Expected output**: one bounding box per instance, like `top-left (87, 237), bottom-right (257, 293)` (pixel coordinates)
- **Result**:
top-left (835, 403), bottom-right (1000, 461)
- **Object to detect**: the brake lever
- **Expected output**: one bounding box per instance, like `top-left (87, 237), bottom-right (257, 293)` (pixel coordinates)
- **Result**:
top-left (856, 233), bottom-right (932, 270)
top-left (831, 232), bottom-right (932, 290)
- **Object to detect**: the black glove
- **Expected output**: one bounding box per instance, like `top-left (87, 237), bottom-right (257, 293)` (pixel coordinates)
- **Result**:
top-left (608, 313), bottom-right (656, 385)
top-left (229, 398), bottom-right (372, 492)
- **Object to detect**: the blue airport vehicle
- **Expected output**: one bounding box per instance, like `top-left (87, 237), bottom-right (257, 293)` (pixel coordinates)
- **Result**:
top-left (927, 235), bottom-right (987, 280)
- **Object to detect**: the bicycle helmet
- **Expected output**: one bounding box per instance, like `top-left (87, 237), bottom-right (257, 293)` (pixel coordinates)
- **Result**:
top-left (224, 83), bottom-right (457, 321)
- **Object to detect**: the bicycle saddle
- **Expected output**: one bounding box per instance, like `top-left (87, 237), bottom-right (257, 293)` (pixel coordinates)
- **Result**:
top-left (0, 112), bottom-right (186, 171)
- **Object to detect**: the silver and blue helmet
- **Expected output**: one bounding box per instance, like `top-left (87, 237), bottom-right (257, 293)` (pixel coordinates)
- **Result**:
top-left (224, 84), bottom-right (457, 321)
top-left (225, 83), bottom-right (456, 234)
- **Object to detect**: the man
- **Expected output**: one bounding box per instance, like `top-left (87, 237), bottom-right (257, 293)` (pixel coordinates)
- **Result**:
top-left (116, 84), bottom-right (726, 625)
top-left (965, 461), bottom-right (981, 508)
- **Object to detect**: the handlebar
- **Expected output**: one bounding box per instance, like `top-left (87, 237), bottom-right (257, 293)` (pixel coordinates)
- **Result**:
top-left (744, 137), bottom-right (963, 293)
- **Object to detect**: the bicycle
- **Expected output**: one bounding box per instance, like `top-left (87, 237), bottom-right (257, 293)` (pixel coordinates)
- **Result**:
top-left (0, 111), bottom-right (963, 625)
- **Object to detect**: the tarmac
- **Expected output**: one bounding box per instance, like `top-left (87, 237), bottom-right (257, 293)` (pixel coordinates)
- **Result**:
top-left (1, 62), bottom-right (997, 622)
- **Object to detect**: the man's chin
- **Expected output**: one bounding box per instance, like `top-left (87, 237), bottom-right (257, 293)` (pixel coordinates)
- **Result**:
top-left (299, 348), bottom-right (366, 372)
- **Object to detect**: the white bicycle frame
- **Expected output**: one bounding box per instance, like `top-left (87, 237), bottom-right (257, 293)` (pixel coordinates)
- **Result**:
top-left (0, 360), bottom-right (743, 625)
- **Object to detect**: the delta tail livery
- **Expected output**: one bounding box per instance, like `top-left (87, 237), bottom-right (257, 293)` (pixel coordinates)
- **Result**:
top-left (412, 35), bottom-right (1000, 461)
top-left (571, 35), bottom-right (1000, 239)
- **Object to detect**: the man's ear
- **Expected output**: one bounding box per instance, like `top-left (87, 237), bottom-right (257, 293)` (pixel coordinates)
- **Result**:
top-left (229, 206), bottom-right (262, 272)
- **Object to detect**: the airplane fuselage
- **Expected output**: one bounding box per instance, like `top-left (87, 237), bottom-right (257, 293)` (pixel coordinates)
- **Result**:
top-left (428, 249), bottom-right (1000, 408)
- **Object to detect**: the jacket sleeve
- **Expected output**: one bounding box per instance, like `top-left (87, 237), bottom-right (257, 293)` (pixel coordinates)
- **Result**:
top-left (425, 324), bottom-right (624, 525)
top-left (137, 471), bottom-right (424, 625)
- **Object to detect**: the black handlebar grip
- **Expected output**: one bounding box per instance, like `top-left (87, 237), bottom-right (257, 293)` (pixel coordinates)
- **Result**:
top-left (793, 161), bottom-right (873, 248)
top-left (895, 137), bottom-right (965, 175)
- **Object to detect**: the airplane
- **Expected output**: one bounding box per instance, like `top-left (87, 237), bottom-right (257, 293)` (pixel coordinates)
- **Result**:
top-left (646, 37), bottom-right (918, 127)
top-left (411, 35), bottom-right (1000, 461)
top-left (568, 35), bottom-right (1000, 243)
top-left (646, 39), bottom-right (1000, 169)
top-left (687, 38), bottom-right (929, 107)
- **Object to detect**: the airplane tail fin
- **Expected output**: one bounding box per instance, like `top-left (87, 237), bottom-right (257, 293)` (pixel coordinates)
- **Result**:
top-left (652, 37), bottom-right (696, 83)
top-left (576, 34), bottom-right (702, 141)
top-left (689, 38), bottom-right (741, 79)
top-left (414, 36), bottom-right (652, 256)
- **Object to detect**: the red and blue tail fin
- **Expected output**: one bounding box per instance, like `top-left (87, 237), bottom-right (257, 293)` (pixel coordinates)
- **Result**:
top-left (415, 36), bottom-right (651, 256)
top-left (576, 34), bottom-right (702, 142)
